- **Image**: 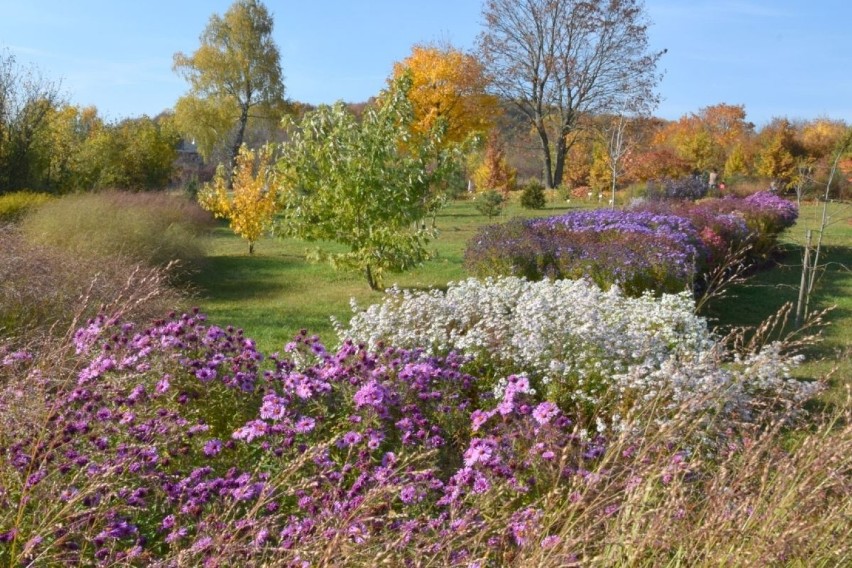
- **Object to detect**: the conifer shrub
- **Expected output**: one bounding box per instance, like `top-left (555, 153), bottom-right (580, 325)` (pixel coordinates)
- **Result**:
top-left (520, 179), bottom-right (547, 209)
top-left (474, 190), bottom-right (506, 219)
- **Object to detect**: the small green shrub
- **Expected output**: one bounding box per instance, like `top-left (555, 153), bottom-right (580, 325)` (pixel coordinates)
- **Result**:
top-left (520, 179), bottom-right (547, 209)
top-left (474, 190), bottom-right (506, 219)
top-left (21, 190), bottom-right (214, 276)
top-left (0, 191), bottom-right (54, 223)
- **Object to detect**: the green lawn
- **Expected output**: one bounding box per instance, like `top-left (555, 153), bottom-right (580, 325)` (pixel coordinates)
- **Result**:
top-left (706, 201), bottom-right (852, 398)
top-left (191, 198), bottom-right (576, 350)
top-left (191, 197), bottom-right (851, 397)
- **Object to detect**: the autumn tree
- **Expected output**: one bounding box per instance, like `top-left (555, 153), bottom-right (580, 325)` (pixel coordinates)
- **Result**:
top-left (799, 118), bottom-right (848, 160)
top-left (0, 50), bottom-right (62, 192)
top-left (173, 0), bottom-right (285, 165)
top-left (478, 0), bottom-right (664, 188)
top-left (275, 76), bottom-right (458, 290)
top-left (793, 118), bottom-right (850, 200)
top-left (652, 104), bottom-right (754, 179)
top-left (723, 143), bottom-right (751, 179)
top-left (756, 118), bottom-right (801, 189)
top-left (626, 147), bottom-right (691, 183)
top-left (561, 137), bottom-right (594, 188)
top-left (392, 43), bottom-right (498, 147)
top-left (471, 130), bottom-right (516, 194)
top-left (198, 143), bottom-right (277, 254)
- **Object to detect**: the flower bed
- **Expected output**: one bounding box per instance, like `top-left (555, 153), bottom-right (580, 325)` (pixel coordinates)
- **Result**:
top-left (465, 192), bottom-right (798, 296)
top-left (338, 277), bottom-right (817, 426)
top-left (0, 296), bottom-right (830, 565)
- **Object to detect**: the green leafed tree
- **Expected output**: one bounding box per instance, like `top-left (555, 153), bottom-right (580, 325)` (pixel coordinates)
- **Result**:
top-left (275, 76), bottom-right (459, 290)
top-left (173, 0), bottom-right (285, 165)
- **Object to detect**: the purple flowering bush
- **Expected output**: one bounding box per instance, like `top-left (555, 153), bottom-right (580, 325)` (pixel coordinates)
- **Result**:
top-left (1, 305), bottom-right (845, 566)
top-left (466, 193), bottom-right (799, 296)
top-left (690, 191), bottom-right (799, 259)
top-left (0, 310), bottom-right (617, 565)
top-left (465, 211), bottom-right (704, 295)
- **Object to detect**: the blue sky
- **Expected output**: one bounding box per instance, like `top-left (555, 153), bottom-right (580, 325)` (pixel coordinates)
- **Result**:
top-left (0, 0), bottom-right (849, 127)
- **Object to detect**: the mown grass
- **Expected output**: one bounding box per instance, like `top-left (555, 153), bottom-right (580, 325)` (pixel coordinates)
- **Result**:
top-left (706, 201), bottom-right (852, 400)
top-left (193, 197), bottom-right (851, 396)
top-left (192, 198), bottom-right (575, 350)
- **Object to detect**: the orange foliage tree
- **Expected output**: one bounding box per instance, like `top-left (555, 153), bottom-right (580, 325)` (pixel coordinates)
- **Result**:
top-left (392, 44), bottom-right (498, 148)
top-left (472, 130), bottom-right (516, 194)
top-left (653, 104), bottom-right (754, 177)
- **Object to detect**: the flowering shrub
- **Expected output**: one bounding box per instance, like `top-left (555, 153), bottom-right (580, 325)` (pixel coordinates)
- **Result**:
top-left (466, 193), bottom-right (799, 296)
top-left (0, 310), bottom-right (624, 565)
top-left (465, 211), bottom-right (704, 295)
top-left (0, 303), bottom-right (835, 566)
top-left (629, 200), bottom-right (752, 266)
top-left (337, 277), bottom-right (819, 428)
top-left (665, 191), bottom-right (799, 260)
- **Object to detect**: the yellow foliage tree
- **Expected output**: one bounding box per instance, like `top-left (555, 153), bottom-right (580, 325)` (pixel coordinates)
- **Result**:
top-left (799, 118), bottom-right (848, 160)
top-left (756, 120), bottom-right (799, 188)
top-left (392, 43), bottom-right (498, 147)
top-left (723, 143), bottom-right (750, 178)
top-left (198, 144), bottom-right (277, 254)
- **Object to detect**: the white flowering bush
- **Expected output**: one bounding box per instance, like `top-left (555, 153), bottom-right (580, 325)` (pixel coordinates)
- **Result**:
top-left (336, 277), bottom-right (821, 429)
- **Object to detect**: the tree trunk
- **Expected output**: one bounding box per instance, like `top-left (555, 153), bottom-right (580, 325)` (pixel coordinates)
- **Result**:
top-left (365, 264), bottom-right (380, 291)
top-left (534, 121), bottom-right (554, 189)
top-left (249, 240), bottom-right (255, 255)
top-left (230, 105), bottom-right (250, 172)
top-left (553, 134), bottom-right (568, 189)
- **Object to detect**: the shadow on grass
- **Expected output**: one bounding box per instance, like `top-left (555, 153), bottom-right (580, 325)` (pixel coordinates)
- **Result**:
top-left (194, 253), bottom-right (299, 301)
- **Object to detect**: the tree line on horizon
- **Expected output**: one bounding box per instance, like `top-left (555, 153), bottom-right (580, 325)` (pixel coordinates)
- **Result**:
top-left (0, 0), bottom-right (849, 200)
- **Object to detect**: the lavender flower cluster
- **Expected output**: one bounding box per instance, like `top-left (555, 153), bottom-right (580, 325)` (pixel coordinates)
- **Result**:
top-left (465, 210), bottom-right (704, 295)
top-left (465, 192), bottom-right (799, 295)
top-left (0, 311), bottom-right (625, 566)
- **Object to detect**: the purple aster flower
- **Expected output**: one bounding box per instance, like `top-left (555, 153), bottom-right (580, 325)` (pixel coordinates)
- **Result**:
top-left (400, 486), bottom-right (418, 504)
top-left (233, 420), bottom-right (268, 442)
top-left (203, 439), bottom-right (223, 457)
top-left (463, 438), bottom-right (494, 467)
top-left (338, 431), bottom-right (363, 448)
top-left (190, 535), bottom-right (213, 553)
top-left (294, 416), bottom-right (316, 434)
top-left (260, 393), bottom-right (287, 420)
top-left (195, 368), bottom-right (216, 382)
top-left (254, 528), bottom-right (270, 548)
top-left (353, 380), bottom-right (386, 408)
top-left (161, 515), bottom-right (176, 530)
top-left (472, 472), bottom-right (491, 494)
top-left (156, 375), bottom-right (171, 393)
top-left (532, 401), bottom-right (559, 426)
top-left (470, 409), bottom-right (491, 432)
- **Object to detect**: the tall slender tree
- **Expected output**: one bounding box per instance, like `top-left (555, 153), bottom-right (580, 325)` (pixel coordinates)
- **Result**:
top-left (478, 0), bottom-right (664, 188)
top-left (173, 0), bottom-right (285, 166)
